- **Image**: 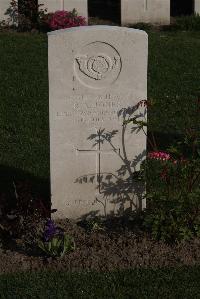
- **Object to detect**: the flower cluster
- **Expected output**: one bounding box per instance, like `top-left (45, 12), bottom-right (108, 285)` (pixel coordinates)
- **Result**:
top-left (148, 151), bottom-right (189, 165)
top-left (148, 151), bottom-right (171, 161)
top-left (173, 158), bottom-right (188, 164)
top-left (48, 10), bottom-right (86, 30)
top-left (43, 219), bottom-right (63, 242)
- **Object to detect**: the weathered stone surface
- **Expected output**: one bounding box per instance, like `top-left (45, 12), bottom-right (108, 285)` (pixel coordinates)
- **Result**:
top-left (39, 0), bottom-right (88, 21)
top-left (195, 0), bottom-right (200, 14)
top-left (0, 0), bottom-right (10, 22)
top-left (121, 0), bottom-right (170, 26)
top-left (48, 26), bottom-right (147, 220)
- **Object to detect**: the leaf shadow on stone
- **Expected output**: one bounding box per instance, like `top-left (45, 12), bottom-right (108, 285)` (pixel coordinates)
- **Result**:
top-left (75, 104), bottom-right (147, 220)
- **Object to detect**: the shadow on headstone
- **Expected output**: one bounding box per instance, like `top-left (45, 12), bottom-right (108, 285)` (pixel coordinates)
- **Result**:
top-left (75, 103), bottom-right (147, 221)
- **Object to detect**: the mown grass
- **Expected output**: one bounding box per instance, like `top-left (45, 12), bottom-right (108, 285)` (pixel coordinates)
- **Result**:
top-left (0, 31), bottom-right (200, 183)
top-left (0, 32), bottom-right (49, 179)
top-left (0, 266), bottom-right (200, 298)
top-left (0, 30), bottom-right (200, 297)
top-left (0, 32), bottom-right (49, 195)
top-left (148, 30), bottom-right (200, 133)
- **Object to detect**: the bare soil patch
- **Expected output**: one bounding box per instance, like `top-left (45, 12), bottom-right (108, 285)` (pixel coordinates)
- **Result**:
top-left (0, 217), bottom-right (199, 275)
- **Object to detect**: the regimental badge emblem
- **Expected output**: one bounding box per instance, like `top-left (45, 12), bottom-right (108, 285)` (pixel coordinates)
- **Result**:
top-left (74, 42), bottom-right (122, 89)
top-left (76, 54), bottom-right (120, 81)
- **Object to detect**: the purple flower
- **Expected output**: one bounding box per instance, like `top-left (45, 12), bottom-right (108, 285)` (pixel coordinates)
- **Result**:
top-left (43, 219), bottom-right (63, 242)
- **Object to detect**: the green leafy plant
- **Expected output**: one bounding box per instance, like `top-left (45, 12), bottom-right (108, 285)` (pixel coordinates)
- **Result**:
top-left (161, 14), bottom-right (200, 32)
top-left (173, 14), bottom-right (200, 31)
top-left (145, 141), bottom-right (200, 243)
top-left (126, 97), bottom-right (200, 244)
top-left (38, 233), bottom-right (75, 258)
top-left (128, 22), bottom-right (152, 32)
top-left (3, 0), bottom-right (49, 31)
top-left (38, 219), bottom-right (75, 257)
top-left (85, 217), bottom-right (105, 232)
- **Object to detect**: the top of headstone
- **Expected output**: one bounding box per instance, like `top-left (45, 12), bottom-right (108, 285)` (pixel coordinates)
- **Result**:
top-left (47, 25), bottom-right (148, 37)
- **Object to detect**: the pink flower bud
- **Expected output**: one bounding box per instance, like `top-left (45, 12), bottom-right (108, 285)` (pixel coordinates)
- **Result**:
top-left (148, 151), bottom-right (171, 161)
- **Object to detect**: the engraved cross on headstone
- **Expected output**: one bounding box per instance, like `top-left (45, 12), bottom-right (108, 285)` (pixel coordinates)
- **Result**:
top-left (76, 129), bottom-right (120, 194)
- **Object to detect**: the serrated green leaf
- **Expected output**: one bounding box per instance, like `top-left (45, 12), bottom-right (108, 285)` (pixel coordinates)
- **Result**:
top-left (48, 241), bottom-right (52, 251)
top-left (38, 241), bottom-right (45, 251)
top-left (51, 236), bottom-right (59, 248)
top-left (56, 238), bottom-right (62, 248)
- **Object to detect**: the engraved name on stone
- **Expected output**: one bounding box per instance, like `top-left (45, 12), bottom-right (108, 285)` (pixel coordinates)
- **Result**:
top-left (56, 93), bottom-right (123, 123)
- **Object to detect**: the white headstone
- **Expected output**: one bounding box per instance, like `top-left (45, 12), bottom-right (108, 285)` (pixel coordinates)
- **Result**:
top-left (0, 0), bottom-right (11, 23)
top-left (195, 0), bottom-right (200, 14)
top-left (39, 0), bottom-right (88, 21)
top-left (121, 0), bottom-right (170, 26)
top-left (48, 26), bottom-right (147, 220)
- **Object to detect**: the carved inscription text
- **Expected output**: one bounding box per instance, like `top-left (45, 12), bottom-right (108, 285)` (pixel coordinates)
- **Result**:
top-left (56, 93), bottom-right (122, 124)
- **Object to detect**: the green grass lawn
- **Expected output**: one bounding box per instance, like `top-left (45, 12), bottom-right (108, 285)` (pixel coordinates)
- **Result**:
top-left (0, 30), bottom-right (200, 296)
top-left (0, 31), bottom-right (200, 183)
top-left (0, 33), bottom-right (49, 195)
top-left (0, 33), bottom-right (49, 178)
top-left (148, 31), bottom-right (200, 134)
top-left (0, 266), bottom-right (200, 298)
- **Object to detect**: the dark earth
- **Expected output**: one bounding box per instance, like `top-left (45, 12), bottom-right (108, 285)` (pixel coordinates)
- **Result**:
top-left (0, 170), bottom-right (199, 275)
top-left (0, 215), bottom-right (200, 275)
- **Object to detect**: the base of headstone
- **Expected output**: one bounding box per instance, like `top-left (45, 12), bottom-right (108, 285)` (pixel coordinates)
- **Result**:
top-left (0, 0), bottom-right (13, 24)
top-left (195, 0), bottom-right (200, 14)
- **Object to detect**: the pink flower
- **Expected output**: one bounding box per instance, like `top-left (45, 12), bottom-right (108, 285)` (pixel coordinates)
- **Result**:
top-left (48, 10), bottom-right (86, 30)
top-left (148, 152), bottom-right (188, 165)
top-left (148, 151), bottom-right (171, 161)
